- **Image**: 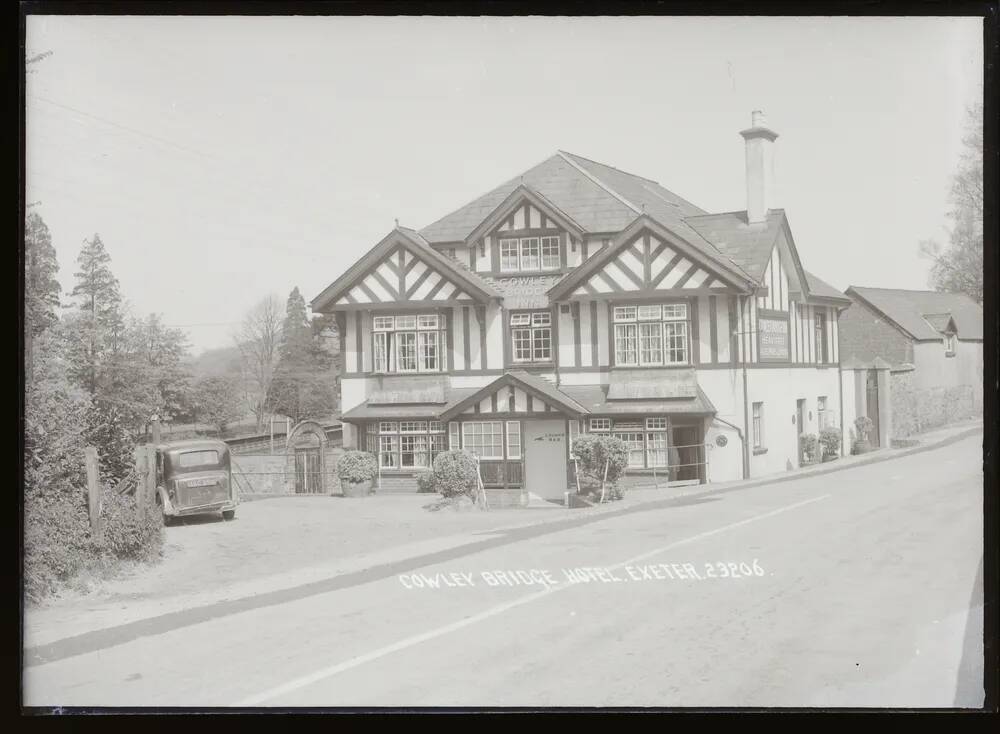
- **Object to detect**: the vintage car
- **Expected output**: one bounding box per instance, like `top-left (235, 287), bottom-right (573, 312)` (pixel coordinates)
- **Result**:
top-left (155, 439), bottom-right (238, 524)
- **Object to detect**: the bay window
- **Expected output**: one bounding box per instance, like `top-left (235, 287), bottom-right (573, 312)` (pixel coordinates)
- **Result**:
top-left (372, 313), bottom-right (445, 373)
top-left (461, 421), bottom-right (505, 459)
top-left (511, 311), bottom-right (552, 362)
top-left (498, 236), bottom-right (561, 273)
top-left (613, 303), bottom-right (690, 366)
top-left (607, 417), bottom-right (672, 469)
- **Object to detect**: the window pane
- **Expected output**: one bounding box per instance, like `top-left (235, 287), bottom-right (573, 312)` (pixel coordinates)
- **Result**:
top-left (379, 422), bottom-right (398, 434)
top-left (401, 435), bottom-right (428, 468)
top-left (395, 315), bottom-right (417, 330)
top-left (418, 331), bottom-right (439, 371)
top-left (646, 417), bottom-right (668, 430)
top-left (418, 314), bottom-right (439, 330)
top-left (663, 304), bottom-right (687, 320)
top-left (399, 421), bottom-right (427, 433)
top-left (449, 422), bottom-right (460, 450)
top-left (512, 328), bottom-right (533, 362)
top-left (500, 240), bottom-right (519, 271)
top-left (379, 435), bottom-right (398, 467)
top-left (533, 328), bottom-right (552, 361)
top-left (178, 450), bottom-right (219, 468)
top-left (510, 313), bottom-right (531, 326)
top-left (589, 418), bottom-right (610, 432)
top-left (614, 305), bottom-right (637, 322)
top-left (520, 238), bottom-right (540, 270)
top-left (506, 421), bottom-right (522, 459)
top-left (429, 421), bottom-right (445, 433)
top-left (638, 322), bottom-right (663, 365)
top-left (397, 332), bottom-right (417, 371)
top-left (615, 432), bottom-right (645, 468)
top-left (373, 316), bottom-right (394, 331)
top-left (540, 237), bottom-right (560, 269)
top-left (647, 432), bottom-right (668, 467)
top-left (462, 422), bottom-right (504, 459)
top-left (532, 311), bottom-right (551, 326)
top-left (638, 305), bottom-right (661, 321)
top-left (615, 323), bottom-right (638, 365)
top-left (664, 321), bottom-right (688, 363)
top-left (373, 332), bottom-right (389, 371)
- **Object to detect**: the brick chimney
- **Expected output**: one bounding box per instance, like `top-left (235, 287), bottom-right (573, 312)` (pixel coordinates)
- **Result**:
top-left (740, 110), bottom-right (779, 224)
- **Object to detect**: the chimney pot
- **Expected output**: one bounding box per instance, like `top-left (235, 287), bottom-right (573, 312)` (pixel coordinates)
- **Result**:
top-left (740, 110), bottom-right (778, 224)
top-left (751, 110), bottom-right (765, 127)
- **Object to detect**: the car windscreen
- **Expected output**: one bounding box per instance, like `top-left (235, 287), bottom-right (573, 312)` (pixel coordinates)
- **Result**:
top-left (177, 450), bottom-right (220, 469)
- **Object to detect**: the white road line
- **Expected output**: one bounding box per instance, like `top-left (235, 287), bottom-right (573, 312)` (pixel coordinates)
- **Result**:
top-left (234, 493), bottom-right (831, 706)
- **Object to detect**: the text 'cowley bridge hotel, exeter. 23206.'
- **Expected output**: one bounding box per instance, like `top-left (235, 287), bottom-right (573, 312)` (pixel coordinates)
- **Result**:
top-left (311, 111), bottom-right (858, 501)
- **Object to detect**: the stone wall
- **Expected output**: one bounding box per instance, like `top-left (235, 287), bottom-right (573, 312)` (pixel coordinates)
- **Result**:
top-left (889, 368), bottom-right (978, 438)
top-left (231, 445), bottom-right (345, 497)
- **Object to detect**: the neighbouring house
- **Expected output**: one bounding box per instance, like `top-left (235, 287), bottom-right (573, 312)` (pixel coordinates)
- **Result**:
top-left (838, 287), bottom-right (984, 439)
top-left (311, 111), bottom-right (855, 502)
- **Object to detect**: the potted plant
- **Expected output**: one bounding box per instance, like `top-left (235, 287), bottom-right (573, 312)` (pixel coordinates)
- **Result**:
top-left (851, 416), bottom-right (874, 455)
top-left (430, 450), bottom-right (481, 508)
top-left (337, 450), bottom-right (377, 497)
top-left (818, 427), bottom-right (842, 462)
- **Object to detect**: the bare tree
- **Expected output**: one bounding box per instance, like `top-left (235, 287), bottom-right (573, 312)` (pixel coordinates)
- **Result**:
top-left (233, 294), bottom-right (283, 432)
top-left (919, 100), bottom-right (983, 304)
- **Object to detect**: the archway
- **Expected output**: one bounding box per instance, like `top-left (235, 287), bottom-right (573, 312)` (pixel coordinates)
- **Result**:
top-left (285, 420), bottom-right (329, 494)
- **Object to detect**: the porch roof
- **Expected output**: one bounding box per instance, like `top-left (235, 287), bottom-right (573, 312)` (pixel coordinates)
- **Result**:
top-left (341, 387), bottom-right (478, 421)
top-left (559, 384), bottom-right (717, 416)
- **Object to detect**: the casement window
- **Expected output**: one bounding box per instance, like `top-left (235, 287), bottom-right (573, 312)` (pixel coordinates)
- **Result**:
top-left (506, 421), bottom-right (522, 459)
top-left (752, 402), bottom-right (764, 449)
top-left (377, 421), bottom-right (446, 469)
top-left (510, 311), bottom-right (552, 362)
top-left (600, 417), bottom-right (672, 469)
top-left (815, 312), bottom-right (828, 363)
top-left (460, 421), bottom-right (505, 459)
top-left (372, 314), bottom-right (445, 373)
top-left (498, 236), bottom-right (561, 273)
top-left (613, 303), bottom-right (689, 366)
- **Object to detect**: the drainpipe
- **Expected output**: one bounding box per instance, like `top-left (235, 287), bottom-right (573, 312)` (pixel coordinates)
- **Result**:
top-left (739, 292), bottom-right (754, 480)
top-left (837, 360), bottom-right (845, 458)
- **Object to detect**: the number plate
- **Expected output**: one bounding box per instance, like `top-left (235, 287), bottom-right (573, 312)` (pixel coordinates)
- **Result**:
top-left (187, 478), bottom-right (217, 488)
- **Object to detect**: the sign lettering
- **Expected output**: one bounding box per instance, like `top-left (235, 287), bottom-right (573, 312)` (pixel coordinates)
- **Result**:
top-left (757, 313), bottom-right (790, 362)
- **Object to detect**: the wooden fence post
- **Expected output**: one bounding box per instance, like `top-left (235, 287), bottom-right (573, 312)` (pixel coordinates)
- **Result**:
top-left (134, 445), bottom-right (157, 518)
top-left (85, 446), bottom-right (101, 534)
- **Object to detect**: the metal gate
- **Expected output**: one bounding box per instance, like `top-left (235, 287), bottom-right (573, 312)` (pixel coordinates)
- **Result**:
top-left (866, 369), bottom-right (880, 447)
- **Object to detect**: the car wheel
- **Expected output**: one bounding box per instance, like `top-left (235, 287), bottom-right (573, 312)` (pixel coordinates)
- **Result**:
top-left (222, 510), bottom-right (236, 521)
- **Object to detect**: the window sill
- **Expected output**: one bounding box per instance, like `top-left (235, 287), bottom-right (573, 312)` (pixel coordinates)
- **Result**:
top-left (509, 361), bottom-right (555, 370)
top-left (611, 364), bottom-right (692, 370)
top-left (495, 269), bottom-right (567, 277)
top-left (376, 468), bottom-right (432, 476)
top-left (752, 447), bottom-right (768, 456)
top-left (945, 352), bottom-right (956, 358)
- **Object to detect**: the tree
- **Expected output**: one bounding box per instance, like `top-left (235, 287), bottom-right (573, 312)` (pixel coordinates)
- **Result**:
top-left (24, 211), bottom-right (61, 338)
top-left (193, 375), bottom-right (243, 436)
top-left (234, 294), bottom-right (283, 431)
top-left (265, 287), bottom-right (336, 423)
top-left (919, 101), bottom-right (983, 304)
top-left (68, 234), bottom-right (124, 395)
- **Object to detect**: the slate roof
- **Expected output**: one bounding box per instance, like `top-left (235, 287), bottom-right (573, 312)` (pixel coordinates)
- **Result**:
top-left (341, 387), bottom-right (478, 421)
top-left (683, 209), bottom-right (784, 283)
top-left (803, 270), bottom-right (850, 304)
top-left (846, 287), bottom-right (984, 341)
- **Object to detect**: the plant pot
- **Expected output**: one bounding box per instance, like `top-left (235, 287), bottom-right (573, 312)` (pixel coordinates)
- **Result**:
top-left (851, 440), bottom-right (872, 455)
top-left (341, 479), bottom-right (372, 498)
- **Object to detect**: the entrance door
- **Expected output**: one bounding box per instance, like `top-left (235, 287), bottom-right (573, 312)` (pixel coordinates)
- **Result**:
top-left (671, 425), bottom-right (705, 483)
top-left (866, 370), bottom-right (881, 448)
top-left (295, 448), bottom-right (322, 494)
top-left (522, 419), bottom-right (568, 501)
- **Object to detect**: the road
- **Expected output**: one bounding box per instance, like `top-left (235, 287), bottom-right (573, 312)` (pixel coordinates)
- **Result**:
top-left (23, 434), bottom-right (984, 708)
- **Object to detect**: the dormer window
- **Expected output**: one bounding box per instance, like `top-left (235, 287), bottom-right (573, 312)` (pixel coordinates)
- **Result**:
top-left (945, 333), bottom-right (956, 357)
top-left (499, 236), bottom-right (560, 273)
top-left (372, 314), bottom-right (445, 373)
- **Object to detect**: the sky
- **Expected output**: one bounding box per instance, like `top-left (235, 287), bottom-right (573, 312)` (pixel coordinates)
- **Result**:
top-left (25, 15), bottom-right (983, 355)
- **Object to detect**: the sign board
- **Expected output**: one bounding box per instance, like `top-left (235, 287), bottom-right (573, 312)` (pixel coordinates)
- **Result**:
top-left (757, 310), bottom-right (790, 362)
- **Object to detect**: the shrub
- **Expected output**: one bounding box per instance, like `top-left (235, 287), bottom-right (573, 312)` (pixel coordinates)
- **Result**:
top-left (415, 470), bottom-right (437, 493)
top-left (571, 434), bottom-right (629, 501)
top-left (23, 485), bottom-right (97, 604)
top-left (430, 450), bottom-right (479, 499)
top-left (98, 486), bottom-right (163, 562)
top-left (819, 427), bottom-right (842, 459)
top-left (799, 433), bottom-right (819, 464)
top-left (336, 450), bottom-right (377, 484)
